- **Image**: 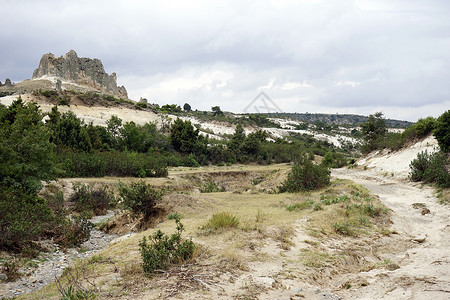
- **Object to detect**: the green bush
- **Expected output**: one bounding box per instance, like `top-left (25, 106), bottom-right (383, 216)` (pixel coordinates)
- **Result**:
top-left (279, 159), bottom-right (330, 192)
top-left (321, 151), bottom-right (347, 168)
top-left (118, 181), bottom-right (163, 219)
top-left (415, 117), bottom-right (436, 138)
top-left (69, 183), bottom-right (115, 215)
top-left (139, 218), bottom-right (195, 274)
top-left (410, 151), bottom-right (450, 188)
top-left (0, 188), bottom-right (53, 251)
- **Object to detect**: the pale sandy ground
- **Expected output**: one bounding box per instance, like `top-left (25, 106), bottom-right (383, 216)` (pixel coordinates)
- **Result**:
top-left (357, 135), bottom-right (440, 179)
top-left (253, 137), bottom-right (449, 299)
top-left (331, 168), bottom-right (449, 300)
top-left (330, 137), bottom-right (449, 299)
top-left (0, 94), bottom-right (160, 126)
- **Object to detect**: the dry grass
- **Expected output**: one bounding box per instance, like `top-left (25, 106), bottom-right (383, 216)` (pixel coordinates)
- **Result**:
top-left (19, 164), bottom-right (393, 299)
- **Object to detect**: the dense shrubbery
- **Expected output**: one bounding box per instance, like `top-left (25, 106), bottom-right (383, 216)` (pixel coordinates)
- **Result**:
top-left (321, 151), bottom-right (348, 168)
top-left (0, 98), bottom-right (56, 251)
top-left (279, 158), bottom-right (331, 193)
top-left (57, 149), bottom-right (169, 178)
top-left (70, 183), bottom-right (116, 215)
top-left (0, 187), bottom-right (53, 251)
top-left (361, 112), bottom-right (447, 154)
top-left (139, 217), bottom-right (195, 274)
top-left (410, 151), bottom-right (449, 188)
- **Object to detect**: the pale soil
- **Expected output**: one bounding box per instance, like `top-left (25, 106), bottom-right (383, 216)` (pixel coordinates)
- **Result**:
top-left (331, 167), bottom-right (450, 299)
top-left (0, 94), bottom-right (160, 126)
top-left (357, 135), bottom-right (440, 179)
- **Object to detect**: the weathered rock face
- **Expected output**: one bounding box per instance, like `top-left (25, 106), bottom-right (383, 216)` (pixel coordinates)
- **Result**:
top-left (4, 78), bottom-right (12, 87)
top-left (32, 50), bottom-right (128, 98)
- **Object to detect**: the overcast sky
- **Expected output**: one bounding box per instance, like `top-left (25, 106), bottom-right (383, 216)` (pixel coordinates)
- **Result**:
top-left (1, 0), bottom-right (449, 121)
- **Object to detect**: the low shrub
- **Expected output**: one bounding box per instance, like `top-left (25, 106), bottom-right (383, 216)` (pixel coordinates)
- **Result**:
top-left (200, 181), bottom-right (225, 193)
top-left (118, 181), bottom-right (163, 220)
top-left (57, 149), bottom-right (168, 178)
top-left (139, 218), bottom-right (195, 274)
top-left (69, 183), bottom-right (116, 215)
top-left (279, 158), bottom-right (330, 193)
top-left (55, 213), bottom-right (93, 248)
top-left (0, 259), bottom-right (21, 282)
top-left (321, 151), bottom-right (347, 168)
top-left (410, 151), bottom-right (450, 188)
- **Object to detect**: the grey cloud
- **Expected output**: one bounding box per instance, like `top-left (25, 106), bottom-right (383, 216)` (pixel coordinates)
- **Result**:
top-left (1, 0), bottom-right (449, 121)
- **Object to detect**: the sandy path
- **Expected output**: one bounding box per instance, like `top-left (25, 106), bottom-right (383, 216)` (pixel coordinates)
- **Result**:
top-left (332, 168), bottom-right (450, 300)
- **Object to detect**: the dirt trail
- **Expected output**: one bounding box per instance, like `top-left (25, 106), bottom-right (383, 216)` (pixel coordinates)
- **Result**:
top-left (331, 168), bottom-right (450, 299)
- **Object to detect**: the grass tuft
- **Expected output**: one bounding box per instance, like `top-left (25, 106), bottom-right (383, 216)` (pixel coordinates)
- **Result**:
top-left (200, 212), bottom-right (240, 232)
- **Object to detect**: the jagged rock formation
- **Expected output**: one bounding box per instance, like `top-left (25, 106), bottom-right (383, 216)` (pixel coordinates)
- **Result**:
top-left (4, 78), bottom-right (12, 87)
top-left (32, 50), bottom-right (128, 98)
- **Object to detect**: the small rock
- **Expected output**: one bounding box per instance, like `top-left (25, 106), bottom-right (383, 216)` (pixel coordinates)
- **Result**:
top-left (0, 273), bottom-right (8, 281)
top-left (421, 208), bottom-right (430, 215)
top-left (412, 235), bottom-right (427, 243)
top-left (254, 276), bottom-right (275, 288)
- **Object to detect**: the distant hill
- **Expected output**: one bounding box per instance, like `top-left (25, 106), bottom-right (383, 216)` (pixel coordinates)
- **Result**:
top-left (266, 112), bottom-right (413, 128)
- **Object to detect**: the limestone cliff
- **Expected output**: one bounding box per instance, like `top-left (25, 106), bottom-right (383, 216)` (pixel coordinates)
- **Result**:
top-left (32, 50), bottom-right (128, 98)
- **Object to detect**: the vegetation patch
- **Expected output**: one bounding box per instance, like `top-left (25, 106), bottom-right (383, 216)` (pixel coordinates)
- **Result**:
top-left (278, 158), bottom-right (330, 193)
top-left (70, 183), bottom-right (116, 215)
top-left (139, 217), bottom-right (195, 274)
top-left (410, 150), bottom-right (449, 188)
top-left (118, 180), bottom-right (164, 221)
top-left (200, 212), bottom-right (240, 233)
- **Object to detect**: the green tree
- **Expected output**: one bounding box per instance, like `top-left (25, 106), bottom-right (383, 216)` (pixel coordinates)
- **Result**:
top-left (361, 112), bottom-right (387, 153)
top-left (170, 118), bottom-right (199, 153)
top-left (0, 98), bottom-right (57, 250)
top-left (434, 110), bottom-right (450, 152)
top-left (228, 124), bottom-right (246, 154)
top-left (47, 107), bottom-right (92, 152)
top-left (106, 115), bottom-right (123, 148)
top-left (212, 106), bottom-right (223, 116)
top-left (183, 103), bottom-right (192, 112)
top-left (243, 130), bottom-right (268, 155)
top-left (1, 98), bottom-right (55, 193)
top-left (120, 121), bottom-right (146, 152)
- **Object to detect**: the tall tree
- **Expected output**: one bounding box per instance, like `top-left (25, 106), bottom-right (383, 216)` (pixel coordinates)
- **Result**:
top-left (434, 110), bottom-right (450, 152)
top-left (170, 118), bottom-right (199, 153)
top-left (361, 112), bottom-right (387, 153)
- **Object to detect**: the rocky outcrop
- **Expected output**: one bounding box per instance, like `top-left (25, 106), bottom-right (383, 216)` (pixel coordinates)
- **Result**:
top-left (32, 50), bottom-right (128, 98)
top-left (4, 78), bottom-right (12, 87)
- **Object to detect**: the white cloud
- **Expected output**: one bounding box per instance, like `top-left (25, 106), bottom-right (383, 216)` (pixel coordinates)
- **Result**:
top-left (334, 81), bottom-right (361, 87)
